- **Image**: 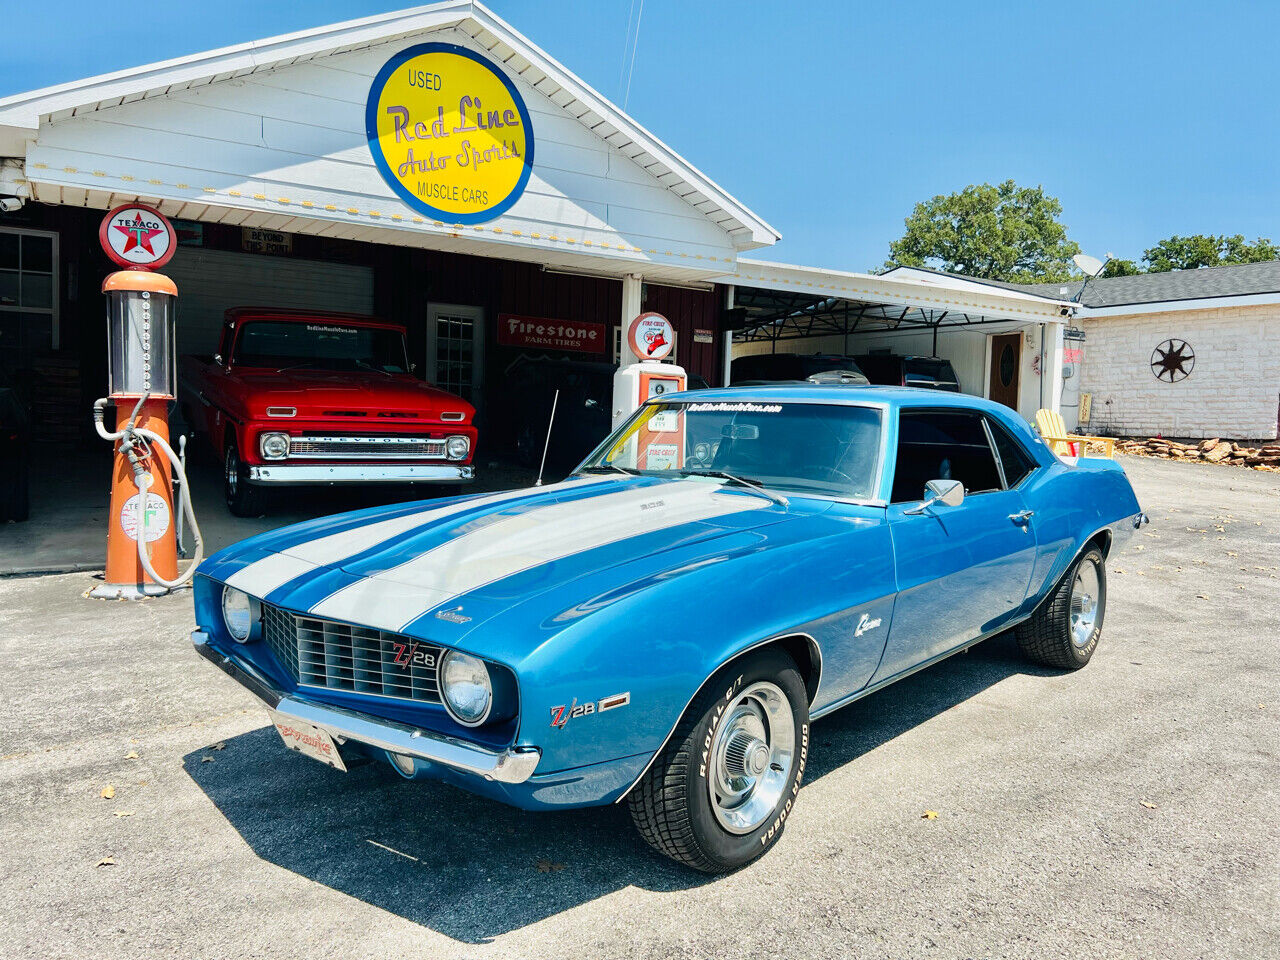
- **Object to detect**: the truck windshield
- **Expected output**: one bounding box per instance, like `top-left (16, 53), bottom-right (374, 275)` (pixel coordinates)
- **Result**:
top-left (234, 321), bottom-right (409, 373)
top-left (582, 400), bottom-right (883, 500)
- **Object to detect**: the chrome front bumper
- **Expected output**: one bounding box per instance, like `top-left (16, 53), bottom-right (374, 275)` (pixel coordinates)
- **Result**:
top-left (191, 631), bottom-right (539, 784)
top-left (246, 463), bottom-right (474, 484)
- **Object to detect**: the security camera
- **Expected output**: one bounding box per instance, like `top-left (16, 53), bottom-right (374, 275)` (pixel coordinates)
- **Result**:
top-left (1059, 306), bottom-right (1072, 317)
top-left (0, 197), bottom-right (24, 213)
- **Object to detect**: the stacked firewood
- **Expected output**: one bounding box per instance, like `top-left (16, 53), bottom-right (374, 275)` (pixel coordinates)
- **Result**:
top-left (1114, 436), bottom-right (1280, 471)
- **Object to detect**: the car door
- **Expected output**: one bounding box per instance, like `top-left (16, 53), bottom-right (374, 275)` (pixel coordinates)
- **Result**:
top-left (872, 408), bottom-right (1038, 683)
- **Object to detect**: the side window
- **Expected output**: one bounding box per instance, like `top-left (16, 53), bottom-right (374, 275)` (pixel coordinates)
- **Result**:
top-left (892, 411), bottom-right (1003, 503)
top-left (986, 416), bottom-right (1037, 488)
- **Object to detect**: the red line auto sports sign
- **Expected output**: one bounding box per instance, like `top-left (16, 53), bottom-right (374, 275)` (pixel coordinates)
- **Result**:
top-left (498, 314), bottom-right (606, 353)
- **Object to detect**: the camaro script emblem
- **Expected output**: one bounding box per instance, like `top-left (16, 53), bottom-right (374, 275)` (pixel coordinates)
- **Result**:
top-left (855, 613), bottom-right (882, 637)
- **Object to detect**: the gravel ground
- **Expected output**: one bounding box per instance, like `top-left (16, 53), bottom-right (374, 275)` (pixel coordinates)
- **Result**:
top-left (1, 454), bottom-right (1277, 959)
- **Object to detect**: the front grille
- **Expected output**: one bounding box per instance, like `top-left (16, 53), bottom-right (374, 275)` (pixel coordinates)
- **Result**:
top-left (263, 604), bottom-right (443, 704)
top-left (288, 435), bottom-right (447, 460)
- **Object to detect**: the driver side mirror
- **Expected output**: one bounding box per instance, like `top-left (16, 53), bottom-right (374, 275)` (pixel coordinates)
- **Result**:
top-left (904, 478), bottom-right (964, 515)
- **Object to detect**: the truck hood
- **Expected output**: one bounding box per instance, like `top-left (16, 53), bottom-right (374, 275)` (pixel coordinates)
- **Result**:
top-left (210, 475), bottom-right (834, 657)
top-left (228, 368), bottom-right (472, 419)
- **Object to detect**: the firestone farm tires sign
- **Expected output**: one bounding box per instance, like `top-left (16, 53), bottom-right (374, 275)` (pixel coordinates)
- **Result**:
top-left (366, 43), bottom-right (534, 224)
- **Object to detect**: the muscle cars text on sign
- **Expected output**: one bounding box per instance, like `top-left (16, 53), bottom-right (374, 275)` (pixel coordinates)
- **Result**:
top-left (191, 385), bottom-right (1144, 872)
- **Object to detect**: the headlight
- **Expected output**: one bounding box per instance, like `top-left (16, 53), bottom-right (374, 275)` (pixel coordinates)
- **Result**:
top-left (445, 435), bottom-right (470, 460)
top-left (439, 650), bottom-right (492, 726)
top-left (221, 585), bottom-right (255, 642)
top-left (259, 432), bottom-right (290, 460)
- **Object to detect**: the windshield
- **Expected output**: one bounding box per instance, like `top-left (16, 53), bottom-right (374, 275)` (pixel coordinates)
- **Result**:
top-left (582, 399), bottom-right (883, 500)
top-left (234, 321), bottom-right (409, 373)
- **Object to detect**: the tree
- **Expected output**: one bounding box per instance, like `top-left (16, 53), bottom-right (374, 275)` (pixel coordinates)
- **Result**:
top-left (1100, 258), bottom-right (1142, 277)
top-left (1142, 234), bottom-right (1279, 272)
top-left (885, 180), bottom-right (1080, 283)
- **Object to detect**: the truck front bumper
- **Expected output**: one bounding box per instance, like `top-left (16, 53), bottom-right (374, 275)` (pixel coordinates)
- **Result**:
top-left (247, 463), bottom-right (474, 484)
top-left (192, 630), bottom-right (539, 784)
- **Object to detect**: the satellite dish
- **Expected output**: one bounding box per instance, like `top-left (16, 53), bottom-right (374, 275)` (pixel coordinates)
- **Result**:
top-left (1073, 253), bottom-right (1106, 277)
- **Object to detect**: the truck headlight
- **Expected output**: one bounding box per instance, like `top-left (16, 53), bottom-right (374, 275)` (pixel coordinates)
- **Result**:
top-left (446, 435), bottom-right (470, 460)
top-left (221, 586), bottom-right (255, 642)
top-left (440, 650), bottom-right (492, 726)
top-left (259, 432), bottom-right (290, 460)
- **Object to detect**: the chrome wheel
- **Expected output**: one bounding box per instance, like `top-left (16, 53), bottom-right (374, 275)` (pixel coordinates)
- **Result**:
top-left (707, 681), bottom-right (795, 834)
top-left (1070, 558), bottom-right (1101, 647)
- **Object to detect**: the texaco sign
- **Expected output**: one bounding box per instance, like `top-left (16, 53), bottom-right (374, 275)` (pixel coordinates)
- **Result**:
top-left (99, 203), bottom-right (176, 269)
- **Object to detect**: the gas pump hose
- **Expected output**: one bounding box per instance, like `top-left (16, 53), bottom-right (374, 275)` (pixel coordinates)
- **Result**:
top-left (93, 394), bottom-right (205, 590)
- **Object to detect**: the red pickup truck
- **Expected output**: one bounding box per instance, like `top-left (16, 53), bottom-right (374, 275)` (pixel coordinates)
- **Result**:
top-left (179, 308), bottom-right (476, 516)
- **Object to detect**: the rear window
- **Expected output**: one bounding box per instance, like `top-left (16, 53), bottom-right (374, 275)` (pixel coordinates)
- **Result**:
top-left (903, 358), bottom-right (959, 389)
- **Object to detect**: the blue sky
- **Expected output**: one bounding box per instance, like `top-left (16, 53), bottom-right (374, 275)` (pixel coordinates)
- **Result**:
top-left (4, 0), bottom-right (1277, 272)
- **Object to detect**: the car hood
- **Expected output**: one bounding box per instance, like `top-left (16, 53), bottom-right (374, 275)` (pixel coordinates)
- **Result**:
top-left (228, 368), bottom-right (472, 419)
top-left (208, 475), bottom-right (836, 658)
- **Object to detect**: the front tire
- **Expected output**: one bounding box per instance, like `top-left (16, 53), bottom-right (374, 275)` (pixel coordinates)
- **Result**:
top-left (1016, 545), bottom-right (1107, 669)
top-left (223, 440), bottom-right (265, 517)
top-left (628, 648), bottom-right (810, 872)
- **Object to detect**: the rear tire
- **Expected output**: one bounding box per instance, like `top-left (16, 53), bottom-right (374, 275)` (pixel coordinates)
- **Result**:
top-left (628, 648), bottom-right (809, 872)
top-left (224, 440), bottom-right (265, 517)
top-left (1016, 545), bottom-right (1107, 669)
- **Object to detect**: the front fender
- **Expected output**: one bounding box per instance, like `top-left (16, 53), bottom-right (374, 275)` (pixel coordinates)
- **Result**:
top-left (505, 516), bottom-right (897, 777)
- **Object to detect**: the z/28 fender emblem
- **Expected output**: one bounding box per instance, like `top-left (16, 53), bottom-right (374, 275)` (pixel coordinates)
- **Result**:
top-left (550, 692), bottom-right (630, 728)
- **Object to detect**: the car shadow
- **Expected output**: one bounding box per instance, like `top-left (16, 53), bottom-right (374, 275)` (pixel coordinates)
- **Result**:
top-left (183, 631), bottom-right (1054, 943)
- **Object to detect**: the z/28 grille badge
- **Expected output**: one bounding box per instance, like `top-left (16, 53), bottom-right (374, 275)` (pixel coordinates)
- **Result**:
top-left (551, 692), bottom-right (631, 728)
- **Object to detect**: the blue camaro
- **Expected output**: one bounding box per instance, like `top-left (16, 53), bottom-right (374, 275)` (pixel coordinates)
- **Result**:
top-left (191, 385), bottom-right (1145, 871)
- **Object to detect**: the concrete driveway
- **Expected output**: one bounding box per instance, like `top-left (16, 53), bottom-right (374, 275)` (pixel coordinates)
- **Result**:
top-left (1, 456), bottom-right (1277, 959)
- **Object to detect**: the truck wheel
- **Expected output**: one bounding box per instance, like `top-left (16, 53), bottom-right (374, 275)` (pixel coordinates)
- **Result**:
top-left (224, 440), bottom-right (265, 517)
top-left (1016, 545), bottom-right (1107, 670)
top-left (628, 648), bottom-right (809, 873)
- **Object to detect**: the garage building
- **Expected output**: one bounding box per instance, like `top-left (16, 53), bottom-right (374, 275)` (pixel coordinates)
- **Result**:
top-left (0, 0), bottom-right (1074, 463)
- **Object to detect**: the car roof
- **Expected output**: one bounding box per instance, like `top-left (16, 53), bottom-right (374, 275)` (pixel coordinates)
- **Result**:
top-left (672, 383), bottom-right (1012, 415)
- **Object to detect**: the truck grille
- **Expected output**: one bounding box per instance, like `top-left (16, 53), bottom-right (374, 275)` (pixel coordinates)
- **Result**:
top-left (288, 435), bottom-right (447, 460)
top-left (263, 604), bottom-right (442, 704)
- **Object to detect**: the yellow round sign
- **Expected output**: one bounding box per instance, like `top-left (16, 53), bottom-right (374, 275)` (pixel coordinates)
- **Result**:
top-left (366, 43), bottom-right (535, 224)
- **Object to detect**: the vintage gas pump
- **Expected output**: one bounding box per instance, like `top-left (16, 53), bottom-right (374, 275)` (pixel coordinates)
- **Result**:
top-left (612, 312), bottom-right (687, 469)
top-left (89, 204), bottom-right (202, 599)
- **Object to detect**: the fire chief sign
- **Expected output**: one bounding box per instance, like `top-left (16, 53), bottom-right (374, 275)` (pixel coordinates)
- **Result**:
top-left (99, 203), bottom-right (176, 269)
top-left (366, 42), bottom-right (535, 224)
top-left (498, 314), bottom-right (605, 354)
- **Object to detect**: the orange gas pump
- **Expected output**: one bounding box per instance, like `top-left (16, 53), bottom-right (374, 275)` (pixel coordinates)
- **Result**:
top-left (89, 205), bottom-right (202, 599)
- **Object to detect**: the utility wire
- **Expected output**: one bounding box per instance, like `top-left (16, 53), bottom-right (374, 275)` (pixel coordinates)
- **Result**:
top-left (621, 0), bottom-right (645, 110)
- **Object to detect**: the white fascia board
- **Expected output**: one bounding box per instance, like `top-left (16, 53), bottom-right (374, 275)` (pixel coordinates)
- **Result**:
top-left (1079, 292), bottom-right (1280, 318)
top-left (467, 6), bottom-right (779, 249)
top-left (727, 258), bottom-right (1074, 324)
top-left (0, 2), bottom-right (474, 129)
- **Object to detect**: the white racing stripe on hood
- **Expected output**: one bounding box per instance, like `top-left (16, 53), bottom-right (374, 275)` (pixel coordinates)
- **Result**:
top-left (309, 479), bottom-right (769, 632)
top-left (222, 475), bottom-right (614, 598)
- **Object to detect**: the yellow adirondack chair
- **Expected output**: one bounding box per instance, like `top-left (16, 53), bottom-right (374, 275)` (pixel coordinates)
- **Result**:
top-left (1035, 409), bottom-right (1115, 459)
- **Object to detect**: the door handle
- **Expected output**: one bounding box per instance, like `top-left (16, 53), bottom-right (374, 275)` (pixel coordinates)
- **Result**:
top-left (1009, 510), bottom-right (1034, 526)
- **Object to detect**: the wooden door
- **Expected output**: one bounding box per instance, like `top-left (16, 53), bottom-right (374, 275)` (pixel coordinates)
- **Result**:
top-left (988, 333), bottom-right (1022, 410)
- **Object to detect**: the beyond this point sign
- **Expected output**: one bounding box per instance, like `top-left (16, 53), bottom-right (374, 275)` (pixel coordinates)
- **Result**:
top-left (628, 312), bottom-right (674, 361)
top-left (366, 42), bottom-right (535, 224)
top-left (99, 203), bottom-right (176, 269)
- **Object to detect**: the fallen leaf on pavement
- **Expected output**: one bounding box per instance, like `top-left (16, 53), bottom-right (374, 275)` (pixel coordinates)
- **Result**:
top-left (534, 858), bottom-right (566, 872)
top-left (96, 856), bottom-right (116, 867)
top-left (113, 811), bottom-right (134, 818)
top-left (100, 785), bottom-right (115, 800)
top-left (213, 742), bottom-right (226, 751)
top-left (921, 810), bottom-right (939, 820)
top-left (1140, 800), bottom-right (1158, 810)
top-left (124, 751), bottom-right (139, 760)
top-left (201, 756), bottom-right (214, 763)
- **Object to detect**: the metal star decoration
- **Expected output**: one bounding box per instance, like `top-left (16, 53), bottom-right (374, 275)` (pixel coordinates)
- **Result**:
top-left (1150, 339), bottom-right (1194, 382)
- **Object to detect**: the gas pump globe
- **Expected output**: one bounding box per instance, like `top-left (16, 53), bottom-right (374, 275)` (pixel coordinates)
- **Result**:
top-left (105, 274), bottom-right (177, 399)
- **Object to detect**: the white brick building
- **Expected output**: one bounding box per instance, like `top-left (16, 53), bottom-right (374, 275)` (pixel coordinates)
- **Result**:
top-left (1011, 262), bottom-right (1280, 441)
